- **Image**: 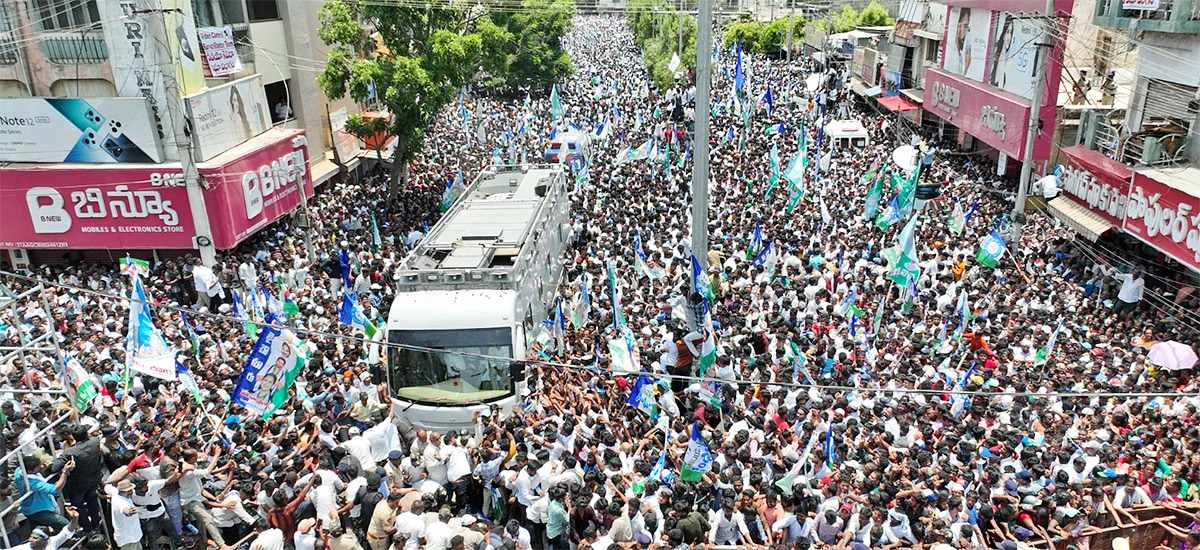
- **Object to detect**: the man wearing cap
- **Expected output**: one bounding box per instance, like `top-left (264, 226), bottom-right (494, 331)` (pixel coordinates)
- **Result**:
top-left (452, 514), bottom-right (486, 550)
top-left (105, 478), bottom-right (143, 550)
top-left (16, 506), bottom-right (78, 550)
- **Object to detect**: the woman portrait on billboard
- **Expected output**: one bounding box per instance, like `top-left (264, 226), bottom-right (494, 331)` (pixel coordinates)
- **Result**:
top-left (229, 85), bottom-right (253, 143)
top-left (989, 18), bottom-right (1015, 90)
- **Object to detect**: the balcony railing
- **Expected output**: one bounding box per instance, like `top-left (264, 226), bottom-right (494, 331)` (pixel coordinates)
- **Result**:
top-left (0, 33), bottom-right (16, 64)
top-left (38, 30), bottom-right (107, 63)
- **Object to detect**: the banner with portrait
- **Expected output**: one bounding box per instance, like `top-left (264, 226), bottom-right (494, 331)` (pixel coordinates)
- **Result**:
top-left (232, 325), bottom-right (300, 415)
top-left (942, 7), bottom-right (992, 82)
top-left (987, 13), bottom-right (1044, 100)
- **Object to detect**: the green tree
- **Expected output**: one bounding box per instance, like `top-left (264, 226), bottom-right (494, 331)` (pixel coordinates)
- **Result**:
top-left (317, 0), bottom-right (573, 199)
top-left (832, 5), bottom-right (860, 33)
top-left (318, 0), bottom-right (487, 200)
top-left (759, 15), bottom-right (805, 53)
top-left (857, 0), bottom-right (895, 26)
top-left (724, 20), bottom-right (765, 53)
top-left (486, 0), bottom-right (576, 91)
top-left (627, 0), bottom-right (696, 90)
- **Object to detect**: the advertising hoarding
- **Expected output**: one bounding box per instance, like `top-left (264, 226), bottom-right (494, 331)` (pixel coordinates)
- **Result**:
top-left (942, 7), bottom-right (992, 82)
top-left (198, 26), bottom-right (243, 78)
top-left (162, 0), bottom-right (206, 95)
top-left (101, 0), bottom-right (175, 149)
top-left (200, 129), bottom-right (313, 249)
top-left (987, 13), bottom-right (1044, 99)
top-left (0, 166), bottom-right (196, 249)
top-left (1123, 173), bottom-right (1200, 273)
top-left (0, 98), bottom-right (162, 163)
top-left (185, 75), bottom-right (271, 161)
top-left (329, 107), bottom-right (363, 164)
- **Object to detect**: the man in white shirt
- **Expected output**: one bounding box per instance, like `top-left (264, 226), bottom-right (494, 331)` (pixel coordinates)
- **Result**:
top-left (179, 452), bottom-right (227, 548)
top-left (18, 505), bottom-right (78, 550)
top-left (106, 480), bottom-right (143, 550)
top-left (425, 508), bottom-right (455, 550)
top-left (395, 499), bottom-right (427, 550)
top-left (1112, 268), bottom-right (1145, 316)
top-left (249, 519), bottom-right (286, 550)
top-left (443, 431), bottom-right (473, 514)
top-left (423, 432), bottom-right (448, 485)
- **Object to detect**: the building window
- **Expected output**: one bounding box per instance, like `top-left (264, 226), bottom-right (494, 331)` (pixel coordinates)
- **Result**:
top-left (265, 79), bottom-right (292, 122)
top-left (247, 0), bottom-right (279, 21)
top-left (32, 0), bottom-right (101, 31)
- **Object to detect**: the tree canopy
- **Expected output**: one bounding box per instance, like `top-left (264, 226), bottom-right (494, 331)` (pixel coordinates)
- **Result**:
top-left (627, 0), bottom-right (697, 90)
top-left (317, 0), bottom-right (574, 198)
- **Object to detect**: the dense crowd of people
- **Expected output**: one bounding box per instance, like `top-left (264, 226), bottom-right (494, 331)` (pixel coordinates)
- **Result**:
top-left (3, 12), bottom-right (1200, 550)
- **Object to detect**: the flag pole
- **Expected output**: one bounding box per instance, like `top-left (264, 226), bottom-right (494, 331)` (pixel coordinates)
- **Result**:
top-left (1005, 246), bottom-right (1033, 285)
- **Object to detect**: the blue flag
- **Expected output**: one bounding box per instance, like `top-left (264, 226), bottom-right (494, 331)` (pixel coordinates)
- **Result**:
top-left (824, 423), bottom-right (838, 466)
top-left (339, 291), bottom-right (368, 330)
top-left (734, 41), bottom-right (744, 94)
top-left (626, 374), bottom-right (655, 414)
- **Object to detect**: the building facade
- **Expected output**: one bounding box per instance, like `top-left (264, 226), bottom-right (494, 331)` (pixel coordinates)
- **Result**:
top-left (1046, 0), bottom-right (1200, 275)
top-left (0, 0), bottom-right (363, 267)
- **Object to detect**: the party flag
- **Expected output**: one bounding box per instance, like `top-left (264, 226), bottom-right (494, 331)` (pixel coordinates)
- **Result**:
top-left (680, 424), bottom-right (714, 481)
top-left (976, 229), bottom-right (1007, 268)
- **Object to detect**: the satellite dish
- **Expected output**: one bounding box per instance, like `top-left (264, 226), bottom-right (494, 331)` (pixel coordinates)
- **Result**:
top-left (892, 145), bottom-right (918, 172)
top-left (806, 74), bottom-right (820, 92)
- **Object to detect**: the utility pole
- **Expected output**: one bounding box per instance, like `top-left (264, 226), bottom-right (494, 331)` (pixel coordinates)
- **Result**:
top-left (692, 0), bottom-right (714, 272)
top-left (678, 0), bottom-right (684, 56)
top-left (1012, 0), bottom-right (1055, 242)
top-left (785, 8), bottom-right (794, 62)
top-left (145, 4), bottom-right (217, 266)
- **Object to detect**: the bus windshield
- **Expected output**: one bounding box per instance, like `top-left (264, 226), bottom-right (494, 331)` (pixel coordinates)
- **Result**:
top-left (387, 328), bottom-right (514, 405)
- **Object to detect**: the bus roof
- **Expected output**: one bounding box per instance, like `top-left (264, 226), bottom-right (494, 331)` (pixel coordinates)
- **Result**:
top-left (387, 289), bottom-right (516, 330)
top-left (404, 164), bottom-right (564, 272)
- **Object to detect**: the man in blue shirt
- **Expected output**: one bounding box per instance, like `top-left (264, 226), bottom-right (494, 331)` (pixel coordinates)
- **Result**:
top-left (16, 455), bottom-right (72, 532)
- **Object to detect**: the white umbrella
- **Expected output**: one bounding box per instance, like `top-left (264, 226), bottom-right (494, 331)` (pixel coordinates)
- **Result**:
top-left (1148, 341), bottom-right (1199, 371)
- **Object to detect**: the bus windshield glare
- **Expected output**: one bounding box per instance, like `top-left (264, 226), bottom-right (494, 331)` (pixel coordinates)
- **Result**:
top-left (387, 328), bottom-right (513, 405)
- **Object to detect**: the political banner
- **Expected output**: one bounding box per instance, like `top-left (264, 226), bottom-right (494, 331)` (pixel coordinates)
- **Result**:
top-left (126, 275), bottom-right (177, 381)
top-left (232, 325), bottom-right (301, 415)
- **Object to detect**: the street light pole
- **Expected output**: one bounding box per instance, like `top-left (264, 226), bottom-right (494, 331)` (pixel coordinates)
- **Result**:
top-left (692, 0), bottom-right (714, 271)
top-left (1012, 0), bottom-right (1055, 242)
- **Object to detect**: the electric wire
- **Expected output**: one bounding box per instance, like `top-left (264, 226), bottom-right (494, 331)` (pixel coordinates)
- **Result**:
top-left (1, 266), bottom-right (1195, 401)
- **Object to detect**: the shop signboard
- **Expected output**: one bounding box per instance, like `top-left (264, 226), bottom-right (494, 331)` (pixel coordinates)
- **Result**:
top-left (0, 98), bottom-right (162, 163)
top-left (0, 166), bottom-right (195, 249)
top-left (184, 75), bottom-right (271, 161)
top-left (923, 68), bottom-right (1055, 160)
top-left (1058, 145), bottom-right (1132, 227)
top-left (200, 129), bottom-right (313, 249)
top-left (1123, 173), bottom-right (1200, 273)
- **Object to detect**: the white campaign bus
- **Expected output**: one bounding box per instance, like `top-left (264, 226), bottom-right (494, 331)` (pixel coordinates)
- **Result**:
top-left (385, 164), bottom-right (570, 430)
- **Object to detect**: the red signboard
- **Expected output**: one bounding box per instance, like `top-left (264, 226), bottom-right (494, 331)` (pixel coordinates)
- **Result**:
top-left (0, 128), bottom-right (312, 251)
top-left (1122, 172), bottom-right (1200, 273)
top-left (0, 166), bottom-right (196, 249)
top-left (1058, 145), bottom-right (1133, 227)
top-left (922, 68), bottom-right (1059, 161)
top-left (199, 129), bottom-right (313, 249)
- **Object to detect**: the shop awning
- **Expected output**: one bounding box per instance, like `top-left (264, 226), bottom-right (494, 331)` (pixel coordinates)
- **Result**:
top-left (312, 158), bottom-right (340, 188)
top-left (864, 86), bottom-right (882, 97)
top-left (877, 95), bottom-right (920, 112)
top-left (1047, 196), bottom-right (1116, 242)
